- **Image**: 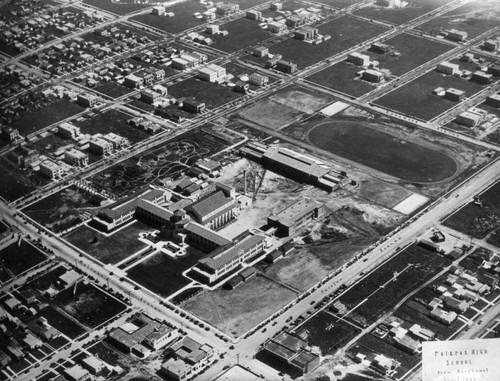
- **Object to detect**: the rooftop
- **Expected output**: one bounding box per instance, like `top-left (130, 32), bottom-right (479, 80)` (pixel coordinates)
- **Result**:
top-left (185, 190), bottom-right (234, 219)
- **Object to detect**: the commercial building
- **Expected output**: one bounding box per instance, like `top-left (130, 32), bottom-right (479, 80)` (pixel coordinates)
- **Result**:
top-left (108, 313), bottom-right (178, 357)
top-left (486, 93), bottom-right (500, 107)
top-left (348, 52), bottom-right (370, 66)
top-left (89, 136), bottom-right (113, 155)
top-left (57, 122), bottom-right (81, 140)
top-left (103, 132), bottom-right (129, 150)
top-left (487, 64), bottom-right (500, 77)
top-left (63, 365), bottom-right (91, 381)
top-left (483, 39), bottom-right (499, 52)
top-left (471, 70), bottom-right (492, 84)
top-left (123, 74), bottom-right (144, 88)
top-left (252, 46), bottom-right (268, 57)
top-left (162, 337), bottom-right (214, 381)
top-left (444, 88), bottom-right (465, 101)
top-left (267, 21), bottom-right (287, 33)
top-left (248, 72), bottom-right (269, 86)
top-left (76, 93), bottom-right (97, 107)
top-left (215, 2), bottom-right (239, 16)
top-left (268, 198), bottom-right (324, 236)
top-left (362, 69), bottom-right (383, 83)
top-left (294, 26), bottom-right (318, 41)
top-left (263, 332), bottom-right (320, 375)
top-left (246, 10), bottom-right (261, 20)
top-left (456, 110), bottom-right (483, 127)
top-left (376, 0), bottom-right (401, 7)
top-left (436, 61), bottom-right (460, 75)
top-left (64, 148), bottom-right (88, 167)
top-left (193, 233), bottom-right (267, 283)
top-left (182, 98), bottom-right (205, 113)
top-left (276, 60), bottom-right (297, 74)
top-left (81, 355), bottom-right (109, 375)
top-left (371, 42), bottom-right (391, 53)
top-left (446, 29), bottom-right (468, 42)
top-left (140, 89), bottom-right (161, 104)
top-left (39, 159), bottom-right (65, 179)
top-left (197, 64), bottom-right (226, 82)
top-left (1, 127), bottom-right (20, 142)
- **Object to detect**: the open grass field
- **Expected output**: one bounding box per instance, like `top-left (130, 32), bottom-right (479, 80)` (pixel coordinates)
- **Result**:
top-left (374, 70), bottom-right (485, 121)
top-left (54, 282), bottom-right (127, 328)
top-left (306, 61), bottom-right (375, 97)
top-left (89, 126), bottom-right (238, 197)
top-left (64, 221), bottom-right (155, 264)
top-left (39, 305), bottom-right (86, 339)
top-left (72, 108), bottom-right (151, 144)
top-left (183, 274), bottom-right (297, 337)
top-left (131, 1), bottom-right (206, 34)
top-left (300, 310), bottom-right (361, 355)
top-left (443, 180), bottom-right (500, 239)
top-left (0, 240), bottom-right (47, 277)
top-left (363, 33), bottom-right (453, 77)
top-left (355, 0), bottom-right (452, 25)
top-left (126, 246), bottom-right (206, 298)
top-left (268, 15), bottom-right (388, 69)
top-left (338, 244), bottom-right (451, 327)
top-left (418, 0), bottom-right (500, 39)
top-left (306, 120), bottom-right (458, 183)
top-left (92, 81), bottom-right (135, 99)
top-left (211, 17), bottom-right (272, 53)
top-left (167, 77), bottom-right (243, 109)
top-left (23, 185), bottom-right (97, 234)
top-left (8, 98), bottom-right (84, 136)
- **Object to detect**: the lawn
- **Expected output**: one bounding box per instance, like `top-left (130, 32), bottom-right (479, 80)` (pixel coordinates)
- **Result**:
top-left (63, 221), bottom-right (155, 264)
top-left (375, 70), bottom-right (485, 121)
top-left (268, 15), bottom-right (388, 69)
top-left (443, 180), bottom-right (500, 239)
top-left (306, 120), bottom-right (458, 182)
top-left (184, 274), bottom-right (297, 337)
top-left (126, 246), bottom-right (207, 298)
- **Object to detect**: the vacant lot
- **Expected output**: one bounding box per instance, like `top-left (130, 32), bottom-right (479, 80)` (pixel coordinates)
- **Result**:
top-left (184, 274), bottom-right (297, 337)
top-left (338, 244), bottom-right (451, 326)
top-left (132, 1), bottom-right (207, 34)
top-left (92, 81), bottom-right (134, 99)
top-left (300, 311), bottom-right (361, 355)
top-left (307, 61), bottom-right (375, 97)
top-left (363, 33), bottom-right (453, 77)
top-left (0, 156), bottom-right (49, 202)
top-left (39, 305), bottom-right (86, 339)
top-left (23, 185), bottom-right (97, 233)
top-left (0, 240), bottom-right (47, 277)
top-left (238, 85), bottom-right (332, 129)
top-left (54, 282), bottom-right (127, 328)
top-left (83, 0), bottom-right (151, 15)
top-left (73, 108), bottom-right (151, 144)
top-left (168, 77), bottom-right (243, 109)
top-left (307, 120), bottom-right (458, 182)
top-left (64, 221), bottom-right (155, 264)
top-left (211, 18), bottom-right (272, 53)
top-left (418, 0), bottom-right (500, 39)
top-left (269, 15), bottom-right (388, 69)
top-left (443, 180), bottom-right (500, 239)
top-left (375, 70), bottom-right (484, 121)
top-left (355, 0), bottom-right (452, 25)
top-left (8, 98), bottom-right (84, 136)
top-left (127, 246), bottom-right (206, 298)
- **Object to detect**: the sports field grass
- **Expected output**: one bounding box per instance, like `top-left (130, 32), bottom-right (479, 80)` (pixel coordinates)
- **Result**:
top-left (307, 120), bottom-right (458, 182)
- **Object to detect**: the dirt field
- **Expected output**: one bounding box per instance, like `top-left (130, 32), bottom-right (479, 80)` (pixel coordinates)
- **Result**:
top-left (238, 86), bottom-right (332, 130)
top-left (183, 275), bottom-right (297, 337)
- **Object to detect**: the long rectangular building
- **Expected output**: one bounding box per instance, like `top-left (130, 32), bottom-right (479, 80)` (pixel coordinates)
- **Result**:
top-left (268, 198), bottom-right (324, 236)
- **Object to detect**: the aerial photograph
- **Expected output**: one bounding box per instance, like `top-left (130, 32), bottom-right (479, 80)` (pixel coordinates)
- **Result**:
top-left (1, 0), bottom-right (500, 380)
